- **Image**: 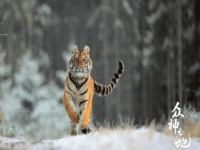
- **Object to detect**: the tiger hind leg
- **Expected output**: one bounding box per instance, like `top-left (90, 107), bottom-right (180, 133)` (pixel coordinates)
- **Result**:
top-left (70, 121), bottom-right (78, 135)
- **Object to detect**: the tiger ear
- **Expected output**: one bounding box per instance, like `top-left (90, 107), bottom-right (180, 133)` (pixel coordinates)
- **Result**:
top-left (72, 45), bottom-right (78, 53)
top-left (83, 45), bottom-right (90, 54)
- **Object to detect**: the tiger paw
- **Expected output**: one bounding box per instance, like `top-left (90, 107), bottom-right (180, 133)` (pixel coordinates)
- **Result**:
top-left (70, 131), bottom-right (78, 136)
top-left (81, 125), bottom-right (92, 134)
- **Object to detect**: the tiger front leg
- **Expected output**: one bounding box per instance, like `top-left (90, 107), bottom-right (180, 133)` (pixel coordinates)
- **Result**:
top-left (63, 92), bottom-right (79, 124)
top-left (79, 97), bottom-right (93, 134)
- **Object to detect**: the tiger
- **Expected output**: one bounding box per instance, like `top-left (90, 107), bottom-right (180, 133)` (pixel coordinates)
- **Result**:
top-left (63, 45), bottom-right (124, 135)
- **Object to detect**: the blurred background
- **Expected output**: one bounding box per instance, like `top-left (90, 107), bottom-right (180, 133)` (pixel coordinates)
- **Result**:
top-left (0, 0), bottom-right (199, 140)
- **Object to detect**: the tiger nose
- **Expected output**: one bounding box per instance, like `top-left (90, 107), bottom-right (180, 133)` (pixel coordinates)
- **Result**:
top-left (77, 65), bottom-right (82, 69)
top-left (77, 66), bottom-right (83, 70)
top-left (77, 67), bottom-right (83, 71)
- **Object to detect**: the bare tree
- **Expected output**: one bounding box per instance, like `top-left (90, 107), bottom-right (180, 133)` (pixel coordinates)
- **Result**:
top-left (170, 1), bottom-right (176, 109)
top-left (140, 0), bottom-right (147, 122)
top-left (167, 0), bottom-right (173, 116)
top-left (114, 0), bottom-right (122, 123)
top-left (102, 0), bottom-right (110, 121)
top-left (167, 41), bottom-right (171, 116)
top-left (177, 0), bottom-right (182, 107)
top-left (22, 0), bottom-right (36, 51)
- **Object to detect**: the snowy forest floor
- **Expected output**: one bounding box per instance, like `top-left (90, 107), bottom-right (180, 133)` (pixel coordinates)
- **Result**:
top-left (0, 126), bottom-right (200, 150)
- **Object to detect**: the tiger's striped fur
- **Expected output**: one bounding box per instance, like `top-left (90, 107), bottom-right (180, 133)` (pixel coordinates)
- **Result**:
top-left (63, 45), bottom-right (124, 135)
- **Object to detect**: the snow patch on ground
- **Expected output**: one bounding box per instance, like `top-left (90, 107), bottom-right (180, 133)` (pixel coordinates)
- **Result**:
top-left (0, 128), bottom-right (200, 150)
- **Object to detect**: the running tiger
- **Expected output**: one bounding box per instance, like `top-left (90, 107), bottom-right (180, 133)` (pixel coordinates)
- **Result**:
top-left (63, 45), bottom-right (124, 135)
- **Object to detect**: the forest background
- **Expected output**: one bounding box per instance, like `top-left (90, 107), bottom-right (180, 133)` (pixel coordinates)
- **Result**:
top-left (0, 0), bottom-right (199, 140)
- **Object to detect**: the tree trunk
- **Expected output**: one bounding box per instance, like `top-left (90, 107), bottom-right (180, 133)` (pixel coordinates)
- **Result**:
top-left (20, 13), bottom-right (26, 54)
top-left (177, 0), bottom-right (182, 108)
top-left (195, 0), bottom-right (200, 63)
top-left (140, 0), bottom-right (147, 123)
top-left (114, 0), bottom-right (121, 124)
top-left (102, 0), bottom-right (110, 122)
top-left (7, 18), bottom-right (14, 81)
top-left (194, 0), bottom-right (200, 107)
top-left (167, 45), bottom-right (171, 117)
top-left (148, 68), bottom-right (153, 122)
top-left (167, 0), bottom-right (174, 116)
top-left (171, 59), bottom-right (176, 107)
top-left (27, 12), bottom-right (33, 51)
top-left (170, 0), bottom-right (176, 109)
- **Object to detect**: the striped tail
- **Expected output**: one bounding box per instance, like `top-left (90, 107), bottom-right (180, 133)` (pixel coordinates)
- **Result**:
top-left (94, 61), bottom-right (124, 96)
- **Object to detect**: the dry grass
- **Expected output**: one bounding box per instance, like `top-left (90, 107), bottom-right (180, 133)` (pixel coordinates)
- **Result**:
top-left (96, 113), bottom-right (200, 141)
top-left (94, 119), bottom-right (163, 143)
top-left (0, 106), bottom-right (4, 137)
top-left (163, 118), bottom-right (200, 140)
top-left (0, 106), bottom-right (3, 125)
top-left (96, 119), bottom-right (165, 138)
top-left (163, 124), bottom-right (175, 137)
top-left (163, 109), bottom-right (200, 139)
top-left (95, 120), bottom-right (136, 135)
top-left (182, 119), bottom-right (200, 138)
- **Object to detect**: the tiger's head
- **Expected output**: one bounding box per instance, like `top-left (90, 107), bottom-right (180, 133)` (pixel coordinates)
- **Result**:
top-left (69, 45), bottom-right (92, 77)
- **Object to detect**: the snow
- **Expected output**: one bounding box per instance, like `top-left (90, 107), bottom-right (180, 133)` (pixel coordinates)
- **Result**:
top-left (148, 0), bottom-right (157, 11)
top-left (37, 4), bottom-right (52, 15)
top-left (146, 3), bottom-right (166, 26)
top-left (0, 128), bottom-right (199, 150)
top-left (122, 0), bottom-right (133, 16)
top-left (0, 50), bottom-right (71, 139)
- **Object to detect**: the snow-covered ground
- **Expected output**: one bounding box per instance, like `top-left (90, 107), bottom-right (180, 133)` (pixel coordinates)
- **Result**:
top-left (0, 128), bottom-right (200, 150)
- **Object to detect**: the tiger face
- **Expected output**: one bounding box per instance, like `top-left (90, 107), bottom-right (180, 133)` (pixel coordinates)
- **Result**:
top-left (69, 45), bottom-right (92, 77)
